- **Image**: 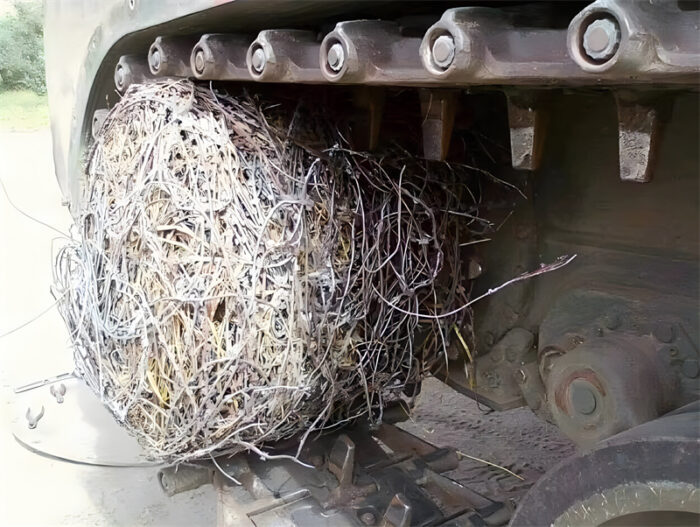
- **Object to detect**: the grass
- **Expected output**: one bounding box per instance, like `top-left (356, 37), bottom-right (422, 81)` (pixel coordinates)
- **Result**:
top-left (0, 90), bottom-right (49, 130)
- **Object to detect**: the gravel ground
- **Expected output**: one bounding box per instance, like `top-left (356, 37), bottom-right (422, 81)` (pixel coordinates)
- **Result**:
top-left (0, 130), bottom-right (575, 525)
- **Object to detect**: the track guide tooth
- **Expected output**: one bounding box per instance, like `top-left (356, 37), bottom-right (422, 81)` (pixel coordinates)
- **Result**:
top-left (148, 36), bottom-right (199, 77)
top-left (614, 92), bottom-right (669, 183)
top-left (506, 91), bottom-right (548, 171)
top-left (420, 89), bottom-right (458, 161)
top-left (247, 30), bottom-right (323, 83)
top-left (320, 20), bottom-right (433, 85)
top-left (191, 34), bottom-right (251, 81)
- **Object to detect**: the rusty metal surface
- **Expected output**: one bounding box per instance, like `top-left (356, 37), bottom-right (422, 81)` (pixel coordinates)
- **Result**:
top-left (456, 90), bottom-right (698, 440)
top-left (419, 89), bottom-right (458, 161)
top-left (567, 0), bottom-right (700, 78)
top-left (505, 92), bottom-right (548, 171)
top-left (46, 2), bottom-right (700, 207)
top-left (421, 6), bottom-right (580, 85)
top-left (320, 20), bottom-right (433, 86)
top-left (191, 34), bottom-right (251, 81)
top-left (536, 288), bottom-right (698, 447)
top-left (247, 30), bottom-right (322, 83)
top-left (148, 35), bottom-right (198, 77)
top-left (114, 54), bottom-right (154, 94)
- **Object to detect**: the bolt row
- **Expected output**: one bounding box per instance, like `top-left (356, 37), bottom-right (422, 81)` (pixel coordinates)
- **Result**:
top-left (114, 1), bottom-right (697, 94)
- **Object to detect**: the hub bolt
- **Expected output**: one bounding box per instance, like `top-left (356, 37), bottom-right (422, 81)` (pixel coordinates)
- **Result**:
top-left (570, 380), bottom-right (598, 416)
top-left (582, 17), bottom-right (621, 62)
top-left (194, 49), bottom-right (206, 74)
top-left (251, 47), bottom-right (267, 73)
top-left (150, 49), bottom-right (161, 72)
top-left (432, 34), bottom-right (456, 69)
top-left (327, 42), bottom-right (345, 72)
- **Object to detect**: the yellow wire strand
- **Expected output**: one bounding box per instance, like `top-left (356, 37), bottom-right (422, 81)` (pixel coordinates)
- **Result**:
top-left (456, 450), bottom-right (524, 481)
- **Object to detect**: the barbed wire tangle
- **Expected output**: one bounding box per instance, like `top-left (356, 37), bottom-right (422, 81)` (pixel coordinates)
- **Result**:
top-left (53, 80), bottom-right (481, 463)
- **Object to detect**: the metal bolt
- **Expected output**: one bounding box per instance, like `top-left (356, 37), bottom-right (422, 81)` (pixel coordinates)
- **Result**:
top-left (150, 49), bottom-right (161, 72)
top-left (327, 42), bottom-right (345, 72)
top-left (432, 34), bottom-right (455, 69)
top-left (251, 47), bottom-right (266, 73)
top-left (194, 49), bottom-right (206, 74)
top-left (114, 65), bottom-right (125, 89)
top-left (569, 380), bottom-right (597, 416)
top-left (360, 512), bottom-right (376, 525)
top-left (582, 17), bottom-right (621, 62)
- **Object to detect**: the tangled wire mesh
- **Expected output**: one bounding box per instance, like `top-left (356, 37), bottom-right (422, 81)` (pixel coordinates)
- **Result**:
top-left (52, 80), bottom-right (483, 463)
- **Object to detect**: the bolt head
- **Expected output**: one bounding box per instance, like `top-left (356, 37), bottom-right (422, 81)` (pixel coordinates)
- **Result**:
top-left (251, 47), bottom-right (266, 73)
top-left (569, 380), bottom-right (598, 416)
top-left (114, 65), bottom-right (125, 89)
top-left (327, 42), bottom-right (345, 72)
top-left (359, 512), bottom-right (376, 526)
top-left (194, 49), bottom-right (206, 74)
top-left (582, 17), bottom-right (621, 62)
top-left (432, 34), bottom-right (455, 69)
top-left (150, 49), bottom-right (161, 71)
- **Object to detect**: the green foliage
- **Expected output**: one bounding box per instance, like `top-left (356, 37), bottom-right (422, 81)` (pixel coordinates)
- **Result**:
top-left (0, 89), bottom-right (48, 129)
top-left (0, 1), bottom-right (45, 94)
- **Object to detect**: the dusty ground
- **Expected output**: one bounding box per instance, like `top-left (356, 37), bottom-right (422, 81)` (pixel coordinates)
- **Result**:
top-left (399, 378), bottom-right (575, 507)
top-left (0, 129), bottom-right (574, 525)
top-left (0, 130), bottom-right (217, 526)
